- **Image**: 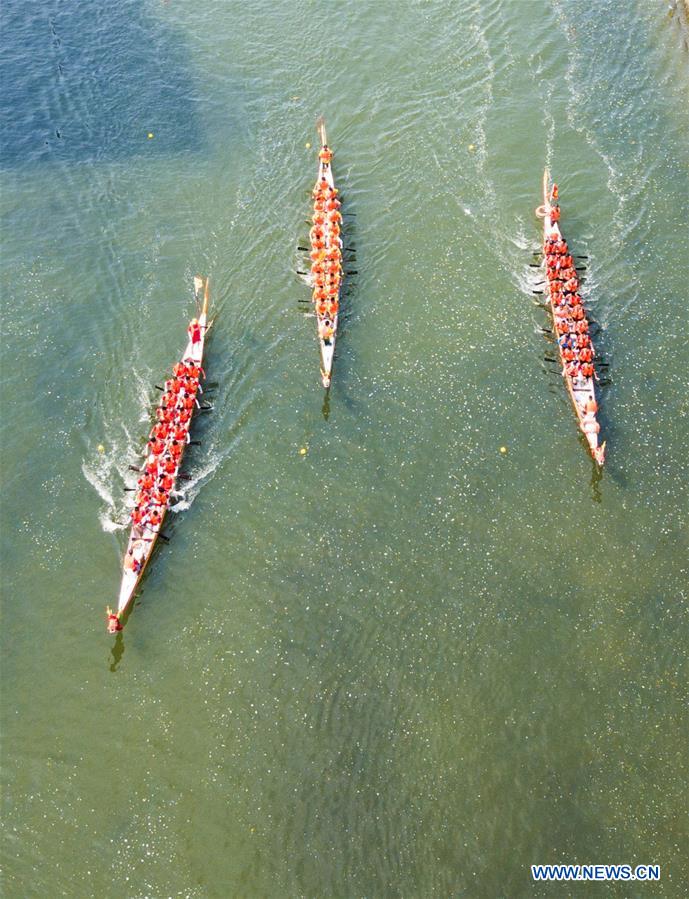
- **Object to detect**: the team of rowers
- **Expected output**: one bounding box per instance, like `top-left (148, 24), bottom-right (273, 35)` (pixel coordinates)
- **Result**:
top-left (545, 187), bottom-right (601, 440)
top-left (309, 144), bottom-right (343, 346)
top-left (545, 190), bottom-right (596, 383)
top-left (127, 349), bottom-right (205, 553)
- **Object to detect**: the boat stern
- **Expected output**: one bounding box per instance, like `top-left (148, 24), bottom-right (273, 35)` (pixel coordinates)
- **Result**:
top-left (592, 440), bottom-right (606, 466)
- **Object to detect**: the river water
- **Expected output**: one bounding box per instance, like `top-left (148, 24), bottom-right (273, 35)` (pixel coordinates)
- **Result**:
top-left (2, 1), bottom-right (688, 896)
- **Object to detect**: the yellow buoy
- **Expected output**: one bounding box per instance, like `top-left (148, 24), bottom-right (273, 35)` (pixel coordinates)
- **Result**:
top-left (500, 446), bottom-right (508, 455)
top-left (468, 143), bottom-right (476, 152)
top-left (97, 444), bottom-right (105, 454)
top-left (305, 141), bottom-right (311, 149)
top-left (299, 447), bottom-right (307, 456)
top-left (147, 132), bottom-right (154, 139)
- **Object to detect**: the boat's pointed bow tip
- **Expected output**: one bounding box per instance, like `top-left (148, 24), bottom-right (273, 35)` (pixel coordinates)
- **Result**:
top-left (593, 443), bottom-right (606, 466)
top-left (106, 608), bottom-right (123, 634)
top-left (321, 376), bottom-right (331, 390)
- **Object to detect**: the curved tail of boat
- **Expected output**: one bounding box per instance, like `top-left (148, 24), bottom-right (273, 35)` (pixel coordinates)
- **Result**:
top-left (316, 115), bottom-right (327, 148)
top-left (535, 167), bottom-right (550, 218)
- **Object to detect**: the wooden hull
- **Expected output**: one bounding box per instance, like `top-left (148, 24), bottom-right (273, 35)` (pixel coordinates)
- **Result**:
top-left (312, 117), bottom-right (342, 390)
top-left (538, 169), bottom-right (605, 465)
top-left (114, 300), bottom-right (209, 623)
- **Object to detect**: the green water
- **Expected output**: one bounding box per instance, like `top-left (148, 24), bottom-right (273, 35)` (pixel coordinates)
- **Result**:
top-left (2, 0), bottom-right (688, 895)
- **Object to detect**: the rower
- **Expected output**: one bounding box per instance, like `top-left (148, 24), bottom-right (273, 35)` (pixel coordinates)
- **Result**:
top-left (143, 458), bottom-right (159, 476)
top-left (186, 362), bottom-right (205, 381)
top-left (163, 455), bottom-right (177, 475)
top-left (174, 423), bottom-right (190, 444)
top-left (146, 509), bottom-right (162, 530)
top-left (152, 421), bottom-right (168, 441)
top-left (147, 437), bottom-right (165, 456)
top-left (159, 473), bottom-right (175, 493)
top-left (550, 205), bottom-right (561, 222)
top-left (182, 392), bottom-right (198, 411)
top-left (181, 375), bottom-right (199, 397)
top-left (319, 145), bottom-right (333, 165)
top-left (138, 472), bottom-right (155, 492)
top-left (551, 184), bottom-right (559, 202)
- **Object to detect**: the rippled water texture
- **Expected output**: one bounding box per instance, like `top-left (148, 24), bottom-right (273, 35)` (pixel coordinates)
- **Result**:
top-left (2, 0), bottom-right (688, 895)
